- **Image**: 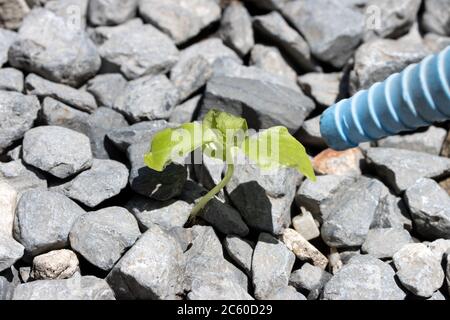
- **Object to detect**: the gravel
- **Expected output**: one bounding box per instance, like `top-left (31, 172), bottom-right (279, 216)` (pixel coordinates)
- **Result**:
top-left (223, 236), bottom-right (254, 275)
top-left (0, 68), bottom-right (24, 92)
top-left (86, 73), bottom-right (127, 109)
top-left (290, 263), bottom-right (332, 300)
top-left (361, 228), bottom-right (413, 259)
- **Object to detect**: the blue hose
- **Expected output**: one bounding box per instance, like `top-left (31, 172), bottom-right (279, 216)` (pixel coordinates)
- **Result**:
top-left (320, 46), bottom-right (450, 150)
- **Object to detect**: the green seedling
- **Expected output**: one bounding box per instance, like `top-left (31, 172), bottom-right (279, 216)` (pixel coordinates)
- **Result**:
top-left (144, 109), bottom-right (316, 221)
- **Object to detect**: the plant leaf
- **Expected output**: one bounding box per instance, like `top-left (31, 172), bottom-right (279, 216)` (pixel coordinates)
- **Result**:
top-left (241, 126), bottom-right (316, 181)
top-left (144, 122), bottom-right (207, 172)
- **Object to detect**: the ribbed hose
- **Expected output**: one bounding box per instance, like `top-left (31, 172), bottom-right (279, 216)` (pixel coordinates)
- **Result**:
top-left (320, 46), bottom-right (450, 150)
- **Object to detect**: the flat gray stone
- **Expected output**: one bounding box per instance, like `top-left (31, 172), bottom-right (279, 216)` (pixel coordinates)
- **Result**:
top-left (264, 286), bottom-right (306, 300)
top-left (114, 74), bottom-right (179, 123)
top-left (377, 126), bottom-right (447, 156)
top-left (107, 225), bottom-right (185, 299)
top-left (138, 0), bottom-right (221, 45)
top-left (282, 0), bottom-right (365, 68)
top-left (350, 36), bottom-right (429, 93)
top-left (107, 120), bottom-right (175, 152)
top-left (201, 76), bottom-right (314, 133)
top-left (0, 233), bottom-right (24, 272)
top-left (169, 95), bottom-right (201, 124)
top-left (25, 73), bottom-right (97, 113)
top-left (86, 73), bottom-right (127, 108)
top-left (41, 97), bottom-right (89, 132)
top-left (371, 192), bottom-right (412, 231)
top-left (0, 267), bottom-right (20, 300)
top-left (422, 0), bottom-right (450, 36)
top-left (220, 1), bottom-right (254, 57)
top-left (199, 198), bottom-right (249, 237)
top-left (321, 177), bottom-right (385, 248)
top-left (92, 18), bottom-right (179, 80)
top-left (70, 207), bottom-right (140, 271)
top-left (366, 148), bottom-right (450, 194)
top-left (223, 235), bottom-right (254, 275)
top-left (31, 249), bottom-right (79, 280)
top-left (14, 189), bottom-right (85, 257)
top-left (298, 72), bottom-right (342, 107)
top-left (290, 263), bottom-right (332, 300)
top-left (127, 142), bottom-right (187, 201)
top-left (362, 228), bottom-right (413, 259)
top-left (249, 45), bottom-right (297, 83)
top-left (0, 160), bottom-right (47, 194)
top-left (125, 196), bottom-right (192, 231)
top-left (22, 126), bottom-right (93, 179)
top-left (170, 38), bottom-right (241, 100)
top-left (184, 226), bottom-right (249, 298)
top-left (8, 8), bottom-right (100, 87)
top-left (13, 275), bottom-right (115, 300)
top-left (252, 233), bottom-right (295, 300)
top-left (54, 159), bottom-right (129, 207)
top-left (427, 239), bottom-right (450, 262)
top-left (226, 152), bottom-right (301, 235)
top-left (0, 29), bottom-right (17, 66)
top-left (0, 90), bottom-right (40, 153)
top-left (404, 178), bottom-right (450, 240)
top-left (187, 277), bottom-right (253, 300)
top-left (393, 243), bottom-right (445, 298)
top-left (253, 11), bottom-right (313, 70)
top-left (88, 0), bottom-right (137, 26)
top-left (0, 68), bottom-right (23, 92)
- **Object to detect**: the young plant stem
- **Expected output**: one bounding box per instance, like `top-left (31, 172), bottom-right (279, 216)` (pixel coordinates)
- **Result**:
top-left (190, 163), bottom-right (235, 220)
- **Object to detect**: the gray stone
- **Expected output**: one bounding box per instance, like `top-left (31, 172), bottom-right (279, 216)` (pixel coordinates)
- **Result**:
top-left (404, 178), bottom-right (450, 240)
top-left (0, 0), bottom-right (30, 30)
top-left (296, 175), bottom-right (357, 223)
top-left (13, 275), bottom-right (115, 300)
top-left (252, 233), bottom-right (295, 300)
top-left (25, 73), bottom-right (97, 113)
top-left (170, 38), bottom-right (241, 100)
top-left (138, 0), bottom-right (221, 45)
top-left (289, 263), bottom-right (332, 300)
top-left (323, 255), bottom-right (406, 300)
top-left (249, 45), bottom-right (297, 83)
top-left (0, 28), bottom-right (17, 66)
top-left (88, 0), bottom-right (137, 26)
top-left (0, 233), bottom-right (24, 272)
top-left (8, 8), bottom-right (100, 87)
top-left (0, 90), bottom-right (40, 153)
top-left (0, 160), bottom-right (47, 194)
top-left (92, 18), bottom-right (178, 80)
top-left (44, 0), bottom-right (88, 29)
top-left (253, 11), bottom-right (313, 71)
top-left (264, 286), bottom-right (306, 300)
top-left (125, 196), bottom-right (192, 231)
top-left (169, 95), bottom-right (201, 124)
top-left (167, 226), bottom-right (192, 252)
top-left (202, 76), bottom-right (315, 133)
top-left (226, 152), bottom-right (301, 235)
top-left (321, 177), bottom-right (385, 248)
top-left (292, 208), bottom-right (320, 241)
top-left (22, 126), bottom-right (93, 179)
top-left (184, 226), bottom-right (249, 298)
top-left (282, 0), bottom-right (365, 68)
top-left (127, 142), bottom-right (187, 201)
top-left (0, 68), bottom-right (23, 91)
top-left (114, 74), bottom-right (179, 123)
top-left (70, 207), bottom-right (140, 271)
top-left (427, 239), bottom-right (450, 262)
top-left (366, 148), bottom-right (450, 194)
top-left (211, 57), bottom-right (300, 92)
top-left (424, 33), bottom-right (450, 53)
top-left (220, 1), bottom-right (254, 57)
top-left (0, 267), bottom-right (20, 300)
top-left (188, 277), bottom-right (253, 300)
top-left (377, 126), bottom-right (447, 156)
top-left (54, 159), bottom-right (128, 207)
top-left (422, 0), bottom-right (450, 36)
top-left (223, 235), bottom-right (254, 275)
top-left (350, 37), bottom-right (429, 93)
top-left (199, 198), bottom-right (249, 237)
top-left (86, 73), bottom-right (127, 108)
top-left (41, 97), bottom-right (89, 131)
top-left (393, 243), bottom-right (445, 297)
top-left (31, 249), bottom-right (79, 280)
top-left (364, 0), bottom-right (421, 40)
top-left (107, 225), bottom-right (184, 299)
top-left (371, 192), bottom-right (413, 231)
top-left (295, 115), bottom-right (326, 148)
top-left (298, 72), bottom-right (342, 107)
top-left (0, 180), bottom-right (17, 237)
top-left (14, 189), bottom-right (85, 257)
top-left (361, 228), bottom-right (413, 259)
top-left (107, 120), bottom-right (174, 152)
